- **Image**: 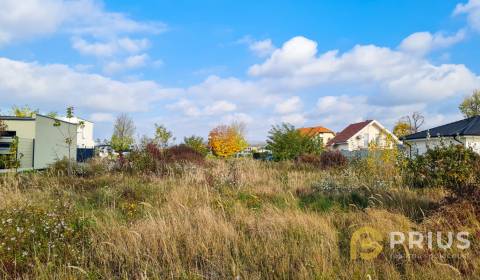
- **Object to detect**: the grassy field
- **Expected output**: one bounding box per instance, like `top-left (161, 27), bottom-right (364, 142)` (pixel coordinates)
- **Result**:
top-left (1, 157), bottom-right (479, 279)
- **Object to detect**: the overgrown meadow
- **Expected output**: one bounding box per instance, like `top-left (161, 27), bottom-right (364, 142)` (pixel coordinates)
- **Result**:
top-left (1, 144), bottom-right (480, 279)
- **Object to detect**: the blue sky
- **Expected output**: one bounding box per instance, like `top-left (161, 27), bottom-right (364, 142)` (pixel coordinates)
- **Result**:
top-left (1, 0), bottom-right (480, 142)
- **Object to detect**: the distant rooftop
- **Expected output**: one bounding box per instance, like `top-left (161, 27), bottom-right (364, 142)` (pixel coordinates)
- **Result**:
top-left (327, 120), bottom-right (373, 146)
top-left (404, 116), bottom-right (480, 140)
top-left (298, 126), bottom-right (334, 136)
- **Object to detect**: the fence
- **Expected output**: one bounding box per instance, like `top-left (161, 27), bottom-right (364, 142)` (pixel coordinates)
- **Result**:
top-left (77, 148), bottom-right (95, 162)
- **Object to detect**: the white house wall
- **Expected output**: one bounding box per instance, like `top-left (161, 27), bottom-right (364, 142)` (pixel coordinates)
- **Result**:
top-left (34, 115), bottom-right (78, 169)
top-left (465, 136), bottom-right (480, 154)
top-left (78, 120), bottom-right (95, 148)
top-left (2, 119), bottom-right (36, 169)
top-left (347, 122), bottom-right (393, 151)
top-left (405, 137), bottom-right (467, 156)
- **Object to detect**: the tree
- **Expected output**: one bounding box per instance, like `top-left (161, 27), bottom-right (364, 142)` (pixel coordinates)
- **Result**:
top-left (392, 121), bottom-right (412, 138)
top-left (53, 106), bottom-right (84, 176)
top-left (0, 119), bottom-right (6, 134)
top-left (400, 112), bottom-right (424, 133)
top-left (154, 124), bottom-right (174, 148)
top-left (266, 123), bottom-right (323, 161)
top-left (459, 89), bottom-right (480, 118)
top-left (184, 135), bottom-right (209, 156)
top-left (11, 105), bottom-right (38, 117)
top-left (111, 114), bottom-right (135, 155)
top-left (208, 124), bottom-right (248, 157)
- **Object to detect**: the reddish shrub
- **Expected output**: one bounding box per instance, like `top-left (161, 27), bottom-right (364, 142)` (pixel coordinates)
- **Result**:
top-left (296, 154), bottom-right (321, 167)
top-left (146, 143), bottom-right (163, 160)
top-left (319, 150), bottom-right (348, 169)
top-left (164, 145), bottom-right (205, 165)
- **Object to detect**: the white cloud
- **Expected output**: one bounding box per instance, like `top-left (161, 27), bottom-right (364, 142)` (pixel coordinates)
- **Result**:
top-left (167, 99), bottom-right (201, 117)
top-left (398, 30), bottom-right (466, 56)
top-left (0, 0), bottom-right (65, 45)
top-left (167, 99), bottom-right (237, 117)
top-left (204, 100), bottom-right (237, 115)
top-left (0, 0), bottom-right (166, 46)
top-left (221, 113), bottom-right (253, 125)
top-left (103, 54), bottom-right (149, 74)
top-left (72, 37), bottom-right (150, 57)
top-left (237, 36), bottom-right (276, 57)
top-left (90, 112), bottom-right (114, 122)
top-left (454, 0), bottom-right (480, 32)
top-left (280, 113), bottom-right (306, 126)
top-left (249, 39), bottom-right (275, 57)
top-left (0, 57), bottom-right (178, 112)
top-left (275, 96), bottom-right (303, 114)
top-left (248, 36), bottom-right (480, 104)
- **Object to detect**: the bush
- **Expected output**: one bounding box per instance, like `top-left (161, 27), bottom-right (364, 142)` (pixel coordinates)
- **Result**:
top-left (405, 145), bottom-right (480, 196)
top-left (128, 143), bottom-right (205, 174)
top-left (296, 154), bottom-right (321, 167)
top-left (296, 151), bottom-right (348, 170)
top-left (165, 144), bottom-right (205, 165)
top-left (319, 151), bottom-right (348, 169)
top-left (266, 123), bottom-right (323, 161)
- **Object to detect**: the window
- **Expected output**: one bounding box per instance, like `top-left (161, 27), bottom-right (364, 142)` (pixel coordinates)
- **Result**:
top-left (0, 143), bottom-right (11, 148)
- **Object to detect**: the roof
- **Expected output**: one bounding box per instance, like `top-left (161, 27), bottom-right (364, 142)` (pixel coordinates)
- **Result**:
top-left (0, 114), bottom-right (78, 125)
top-left (404, 115), bottom-right (480, 140)
top-left (298, 126), bottom-right (334, 136)
top-left (327, 120), bottom-right (373, 146)
top-left (0, 116), bottom-right (35, 121)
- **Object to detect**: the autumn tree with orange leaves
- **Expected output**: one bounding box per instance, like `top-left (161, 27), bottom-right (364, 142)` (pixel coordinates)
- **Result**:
top-left (208, 123), bottom-right (248, 157)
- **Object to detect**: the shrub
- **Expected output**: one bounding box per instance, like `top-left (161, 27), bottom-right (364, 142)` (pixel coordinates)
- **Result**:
top-left (165, 144), bottom-right (205, 165)
top-left (183, 135), bottom-right (209, 157)
top-left (266, 123), bottom-right (323, 161)
top-left (319, 151), bottom-right (348, 169)
top-left (405, 145), bottom-right (480, 196)
top-left (128, 143), bottom-right (205, 174)
top-left (296, 154), bottom-right (321, 167)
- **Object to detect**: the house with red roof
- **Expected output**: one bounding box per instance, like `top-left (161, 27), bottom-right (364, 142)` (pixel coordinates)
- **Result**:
top-left (326, 120), bottom-right (399, 151)
top-left (298, 126), bottom-right (335, 146)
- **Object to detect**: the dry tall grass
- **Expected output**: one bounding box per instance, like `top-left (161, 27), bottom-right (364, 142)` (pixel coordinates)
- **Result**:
top-left (0, 158), bottom-right (478, 279)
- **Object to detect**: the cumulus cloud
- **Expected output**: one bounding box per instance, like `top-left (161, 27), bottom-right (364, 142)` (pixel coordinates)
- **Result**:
top-left (454, 0), bottom-right (480, 32)
top-left (0, 0), bottom-right (165, 46)
top-left (275, 96), bottom-right (303, 114)
top-left (103, 54), bottom-right (150, 74)
top-left (249, 39), bottom-right (275, 57)
top-left (204, 100), bottom-right (237, 115)
top-left (0, 57), bottom-right (178, 112)
top-left (237, 36), bottom-right (276, 57)
top-left (72, 37), bottom-right (150, 57)
top-left (280, 113), bottom-right (306, 126)
top-left (89, 112), bottom-right (114, 122)
top-left (248, 36), bottom-right (480, 104)
top-left (398, 30), bottom-right (466, 56)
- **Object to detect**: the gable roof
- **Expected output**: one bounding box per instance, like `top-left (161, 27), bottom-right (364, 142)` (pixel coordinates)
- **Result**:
top-left (327, 120), bottom-right (373, 146)
top-left (404, 115), bottom-right (480, 140)
top-left (298, 126), bottom-right (334, 136)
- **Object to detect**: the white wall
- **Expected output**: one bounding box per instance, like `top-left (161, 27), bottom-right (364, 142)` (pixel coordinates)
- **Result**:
top-left (58, 117), bottom-right (95, 148)
top-left (332, 121), bottom-right (397, 151)
top-left (317, 132), bottom-right (335, 146)
top-left (465, 136), bottom-right (480, 154)
top-left (1, 119), bottom-right (36, 169)
top-left (405, 137), bottom-right (470, 156)
top-left (34, 115), bottom-right (78, 169)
